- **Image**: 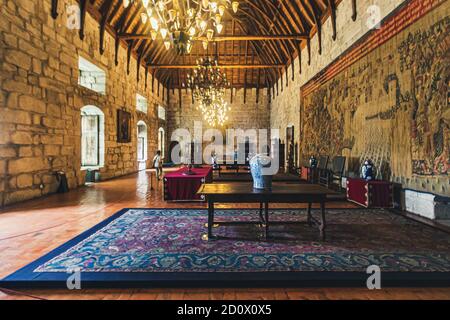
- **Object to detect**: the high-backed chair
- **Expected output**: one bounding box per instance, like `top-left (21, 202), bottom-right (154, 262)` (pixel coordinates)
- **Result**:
top-left (319, 156), bottom-right (346, 191)
top-left (308, 156), bottom-right (328, 183)
top-left (317, 156), bottom-right (329, 171)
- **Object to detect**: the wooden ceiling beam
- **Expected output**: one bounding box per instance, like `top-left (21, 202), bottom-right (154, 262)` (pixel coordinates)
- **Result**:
top-left (327, 0), bottom-right (337, 41)
top-left (118, 34), bottom-right (309, 41)
top-left (81, 0), bottom-right (345, 88)
top-left (99, 0), bottom-right (114, 54)
top-left (51, 0), bottom-right (58, 19)
top-left (146, 64), bottom-right (285, 69)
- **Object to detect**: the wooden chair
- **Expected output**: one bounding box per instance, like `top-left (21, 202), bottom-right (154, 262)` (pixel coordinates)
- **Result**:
top-left (319, 156), bottom-right (346, 191)
top-left (308, 156), bottom-right (328, 183)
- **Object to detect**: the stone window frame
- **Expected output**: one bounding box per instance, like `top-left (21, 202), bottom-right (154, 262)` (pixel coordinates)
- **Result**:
top-left (136, 93), bottom-right (148, 114)
top-left (81, 105), bottom-right (105, 170)
top-left (158, 105), bottom-right (166, 121)
top-left (137, 120), bottom-right (148, 162)
top-left (78, 56), bottom-right (107, 95)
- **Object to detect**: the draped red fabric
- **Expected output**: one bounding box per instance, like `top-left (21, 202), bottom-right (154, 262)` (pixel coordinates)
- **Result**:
top-left (164, 167), bottom-right (213, 201)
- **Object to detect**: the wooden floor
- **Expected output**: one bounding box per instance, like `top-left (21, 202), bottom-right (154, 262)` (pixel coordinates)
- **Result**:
top-left (0, 170), bottom-right (449, 300)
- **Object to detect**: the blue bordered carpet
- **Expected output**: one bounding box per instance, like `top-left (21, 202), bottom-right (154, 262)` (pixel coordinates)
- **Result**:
top-left (2, 208), bottom-right (450, 288)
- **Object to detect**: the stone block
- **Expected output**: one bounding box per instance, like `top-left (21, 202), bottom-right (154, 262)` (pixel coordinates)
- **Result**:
top-left (4, 49), bottom-right (31, 70)
top-left (44, 145), bottom-right (60, 156)
top-left (11, 131), bottom-right (33, 145)
top-left (19, 95), bottom-right (46, 114)
top-left (40, 134), bottom-right (63, 145)
top-left (38, 77), bottom-right (65, 92)
top-left (0, 147), bottom-right (16, 158)
top-left (9, 177), bottom-right (17, 189)
top-left (2, 79), bottom-right (31, 94)
top-left (8, 157), bottom-right (49, 174)
top-left (19, 146), bottom-right (33, 157)
top-left (17, 174), bottom-right (33, 188)
top-left (0, 160), bottom-right (6, 175)
top-left (4, 188), bottom-right (42, 206)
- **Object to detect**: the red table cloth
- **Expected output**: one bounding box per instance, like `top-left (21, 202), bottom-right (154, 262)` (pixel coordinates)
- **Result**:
top-left (164, 167), bottom-right (213, 201)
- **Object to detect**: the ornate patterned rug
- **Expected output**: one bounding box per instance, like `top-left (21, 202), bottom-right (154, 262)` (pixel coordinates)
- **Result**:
top-left (2, 208), bottom-right (450, 288)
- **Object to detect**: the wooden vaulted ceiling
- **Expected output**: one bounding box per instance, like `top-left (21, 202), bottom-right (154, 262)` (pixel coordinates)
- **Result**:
top-left (58, 0), bottom-right (357, 93)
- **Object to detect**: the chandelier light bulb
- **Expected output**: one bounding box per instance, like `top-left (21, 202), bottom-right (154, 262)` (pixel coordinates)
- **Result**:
top-left (218, 5), bottom-right (226, 16)
top-left (206, 29), bottom-right (214, 41)
top-left (232, 1), bottom-right (239, 13)
top-left (187, 8), bottom-right (195, 18)
top-left (150, 17), bottom-right (159, 31)
top-left (186, 41), bottom-right (193, 54)
top-left (123, 0), bottom-right (130, 8)
top-left (195, 17), bottom-right (202, 28)
top-left (210, 2), bottom-right (218, 13)
top-left (141, 13), bottom-right (148, 24)
top-left (200, 20), bottom-right (208, 32)
top-left (164, 40), bottom-right (171, 50)
top-left (189, 26), bottom-right (197, 37)
top-left (168, 9), bottom-right (177, 21)
top-left (138, 0), bottom-right (232, 55)
top-left (160, 28), bottom-right (168, 39)
top-left (150, 30), bottom-right (157, 40)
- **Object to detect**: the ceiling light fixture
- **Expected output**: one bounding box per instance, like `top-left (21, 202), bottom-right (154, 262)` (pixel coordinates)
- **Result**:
top-left (185, 57), bottom-right (230, 127)
top-left (124, 0), bottom-right (240, 55)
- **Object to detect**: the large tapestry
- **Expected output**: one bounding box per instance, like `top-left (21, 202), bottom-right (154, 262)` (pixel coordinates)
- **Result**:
top-left (300, 15), bottom-right (450, 182)
top-left (399, 17), bottom-right (450, 175)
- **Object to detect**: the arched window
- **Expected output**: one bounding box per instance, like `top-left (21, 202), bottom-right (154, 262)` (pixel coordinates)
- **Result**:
top-left (158, 127), bottom-right (165, 160)
top-left (81, 105), bottom-right (105, 169)
top-left (137, 121), bottom-right (148, 166)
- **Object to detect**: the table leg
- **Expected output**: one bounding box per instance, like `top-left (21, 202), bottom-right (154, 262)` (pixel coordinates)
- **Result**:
top-left (307, 202), bottom-right (312, 226)
top-left (258, 202), bottom-right (265, 224)
top-left (208, 200), bottom-right (215, 240)
top-left (320, 201), bottom-right (326, 241)
top-left (264, 202), bottom-right (269, 239)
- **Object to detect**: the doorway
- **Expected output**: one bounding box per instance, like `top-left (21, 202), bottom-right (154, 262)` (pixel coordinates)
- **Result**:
top-left (137, 121), bottom-right (148, 171)
top-left (158, 127), bottom-right (165, 161)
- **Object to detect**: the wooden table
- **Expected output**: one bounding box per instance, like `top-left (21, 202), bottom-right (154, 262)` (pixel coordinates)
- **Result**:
top-left (197, 183), bottom-right (334, 241)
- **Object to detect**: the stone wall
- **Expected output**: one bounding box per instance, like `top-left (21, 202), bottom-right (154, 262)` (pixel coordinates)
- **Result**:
top-left (271, 0), bottom-right (450, 197)
top-left (167, 88), bottom-right (270, 145)
top-left (0, 0), bottom-right (167, 207)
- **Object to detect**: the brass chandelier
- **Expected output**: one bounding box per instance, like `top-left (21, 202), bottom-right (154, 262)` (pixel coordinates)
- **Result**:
top-left (185, 57), bottom-right (230, 126)
top-left (123, 0), bottom-right (240, 54)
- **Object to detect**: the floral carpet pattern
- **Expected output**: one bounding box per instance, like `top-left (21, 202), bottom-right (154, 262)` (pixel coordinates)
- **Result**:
top-left (35, 209), bottom-right (450, 273)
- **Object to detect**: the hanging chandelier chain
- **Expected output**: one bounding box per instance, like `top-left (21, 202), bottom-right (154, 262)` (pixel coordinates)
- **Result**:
top-left (185, 57), bottom-right (231, 127)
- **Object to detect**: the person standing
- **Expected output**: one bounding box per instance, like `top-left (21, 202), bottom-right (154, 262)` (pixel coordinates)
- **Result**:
top-left (153, 150), bottom-right (162, 180)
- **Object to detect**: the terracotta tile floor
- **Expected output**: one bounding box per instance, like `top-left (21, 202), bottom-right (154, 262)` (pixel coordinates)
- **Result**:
top-left (0, 170), bottom-right (449, 300)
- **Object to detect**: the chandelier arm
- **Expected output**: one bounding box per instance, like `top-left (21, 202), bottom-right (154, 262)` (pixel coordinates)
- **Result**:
top-left (150, 0), bottom-right (170, 31)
